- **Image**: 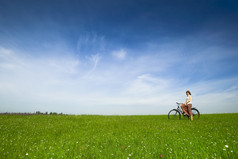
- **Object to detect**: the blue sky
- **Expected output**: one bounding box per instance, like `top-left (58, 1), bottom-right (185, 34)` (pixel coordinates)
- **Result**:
top-left (0, 0), bottom-right (238, 114)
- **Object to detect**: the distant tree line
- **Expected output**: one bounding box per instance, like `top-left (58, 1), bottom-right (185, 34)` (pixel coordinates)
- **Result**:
top-left (0, 111), bottom-right (65, 115)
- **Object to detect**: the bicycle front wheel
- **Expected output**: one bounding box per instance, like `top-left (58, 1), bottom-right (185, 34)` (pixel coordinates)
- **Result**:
top-left (191, 108), bottom-right (200, 119)
top-left (168, 109), bottom-right (181, 120)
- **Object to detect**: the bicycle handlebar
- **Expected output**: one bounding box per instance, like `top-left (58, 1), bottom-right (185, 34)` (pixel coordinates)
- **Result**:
top-left (176, 102), bottom-right (183, 105)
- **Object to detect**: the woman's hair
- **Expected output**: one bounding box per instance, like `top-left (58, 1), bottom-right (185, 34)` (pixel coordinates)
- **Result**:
top-left (186, 90), bottom-right (191, 95)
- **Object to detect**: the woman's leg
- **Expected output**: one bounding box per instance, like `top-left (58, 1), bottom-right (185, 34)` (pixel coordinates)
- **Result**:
top-left (181, 104), bottom-right (189, 115)
top-left (188, 104), bottom-right (193, 120)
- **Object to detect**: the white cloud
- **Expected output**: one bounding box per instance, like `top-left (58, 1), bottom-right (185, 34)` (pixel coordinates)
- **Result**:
top-left (112, 49), bottom-right (126, 60)
top-left (88, 54), bottom-right (101, 68)
top-left (77, 32), bottom-right (105, 54)
top-left (0, 45), bottom-right (237, 115)
top-left (85, 53), bottom-right (102, 76)
top-left (0, 46), bottom-right (12, 55)
top-left (124, 74), bottom-right (170, 97)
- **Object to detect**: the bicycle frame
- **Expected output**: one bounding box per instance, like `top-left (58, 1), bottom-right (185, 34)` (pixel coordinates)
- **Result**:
top-left (176, 103), bottom-right (184, 114)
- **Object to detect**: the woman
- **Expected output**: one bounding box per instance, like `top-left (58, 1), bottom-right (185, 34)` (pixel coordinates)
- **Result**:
top-left (181, 90), bottom-right (193, 120)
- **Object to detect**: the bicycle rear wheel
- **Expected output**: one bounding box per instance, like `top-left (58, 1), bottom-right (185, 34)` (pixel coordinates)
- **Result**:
top-left (168, 109), bottom-right (181, 120)
top-left (191, 108), bottom-right (200, 119)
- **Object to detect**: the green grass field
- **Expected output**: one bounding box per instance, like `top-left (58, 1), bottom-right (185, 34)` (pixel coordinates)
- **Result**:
top-left (0, 114), bottom-right (237, 159)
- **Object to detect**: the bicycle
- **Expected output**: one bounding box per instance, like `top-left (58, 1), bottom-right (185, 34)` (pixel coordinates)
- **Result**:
top-left (168, 102), bottom-right (200, 120)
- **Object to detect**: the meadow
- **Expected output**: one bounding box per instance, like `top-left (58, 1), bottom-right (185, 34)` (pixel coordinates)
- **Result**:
top-left (0, 113), bottom-right (237, 159)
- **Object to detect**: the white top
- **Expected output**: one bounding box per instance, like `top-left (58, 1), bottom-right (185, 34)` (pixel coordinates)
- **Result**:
top-left (186, 95), bottom-right (192, 104)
